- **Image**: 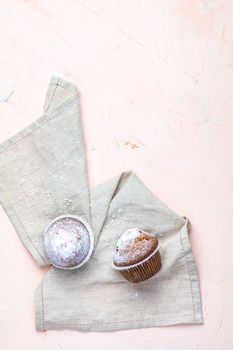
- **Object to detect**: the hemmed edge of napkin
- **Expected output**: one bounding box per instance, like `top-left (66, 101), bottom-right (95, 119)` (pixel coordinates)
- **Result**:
top-left (0, 76), bottom-right (78, 154)
top-left (180, 220), bottom-right (203, 324)
top-left (34, 219), bottom-right (203, 332)
top-left (0, 76), bottom-right (79, 267)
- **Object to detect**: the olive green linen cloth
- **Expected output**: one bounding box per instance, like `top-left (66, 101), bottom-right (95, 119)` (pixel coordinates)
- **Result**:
top-left (0, 76), bottom-right (203, 331)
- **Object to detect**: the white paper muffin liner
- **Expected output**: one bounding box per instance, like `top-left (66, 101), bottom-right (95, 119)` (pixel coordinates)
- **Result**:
top-left (113, 243), bottom-right (162, 283)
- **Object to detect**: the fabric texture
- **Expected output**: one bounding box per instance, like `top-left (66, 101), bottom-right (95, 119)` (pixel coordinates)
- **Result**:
top-left (0, 76), bottom-right (203, 331)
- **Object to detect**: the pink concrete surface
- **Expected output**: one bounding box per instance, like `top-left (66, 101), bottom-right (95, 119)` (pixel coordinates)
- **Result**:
top-left (0, 0), bottom-right (233, 349)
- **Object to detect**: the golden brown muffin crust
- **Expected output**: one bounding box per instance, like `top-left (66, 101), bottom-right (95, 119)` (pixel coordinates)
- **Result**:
top-left (113, 228), bottom-right (158, 267)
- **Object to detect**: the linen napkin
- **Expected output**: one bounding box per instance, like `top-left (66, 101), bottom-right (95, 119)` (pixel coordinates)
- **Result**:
top-left (0, 76), bottom-right (203, 331)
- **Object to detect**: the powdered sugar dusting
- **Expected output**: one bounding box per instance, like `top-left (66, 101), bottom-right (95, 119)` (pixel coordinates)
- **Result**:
top-left (116, 228), bottom-right (154, 249)
top-left (113, 228), bottom-right (157, 266)
top-left (44, 217), bottom-right (91, 268)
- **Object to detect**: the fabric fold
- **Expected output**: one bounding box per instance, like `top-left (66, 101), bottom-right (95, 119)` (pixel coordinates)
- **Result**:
top-left (0, 76), bottom-right (90, 266)
top-left (0, 76), bottom-right (203, 331)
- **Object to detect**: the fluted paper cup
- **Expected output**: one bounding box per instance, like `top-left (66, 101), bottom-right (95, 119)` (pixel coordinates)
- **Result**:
top-left (113, 244), bottom-right (162, 283)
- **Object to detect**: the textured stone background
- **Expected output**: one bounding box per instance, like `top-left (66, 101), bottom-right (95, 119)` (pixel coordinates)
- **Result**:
top-left (0, 0), bottom-right (233, 349)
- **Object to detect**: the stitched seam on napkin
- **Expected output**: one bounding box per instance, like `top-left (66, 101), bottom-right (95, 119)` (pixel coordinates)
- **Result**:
top-left (0, 80), bottom-right (73, 155)
top-left (45, 81), bottom-right (58, 113)
top-left (43, 313), bottom-right (194, 328)
top-left (45, 81), bottom-right (73, 112)
top-left (41, 282), bottom-right (45, 330)
top-left (0, 110), bottom-right (66, 154)
top-left (41, 230), bottom-right (196, 328)
top-left (0, 111), bottom-right (59, 265)
top-left (0, 81), bottom-right (76, 266)
top-left (179, 231), bottom-right (196, 321)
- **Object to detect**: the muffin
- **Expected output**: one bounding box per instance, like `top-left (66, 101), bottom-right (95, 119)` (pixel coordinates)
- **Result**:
top-left (43, 215), bottom-right (94, 270)
top-left (112, 228), bottom-right (161, 283)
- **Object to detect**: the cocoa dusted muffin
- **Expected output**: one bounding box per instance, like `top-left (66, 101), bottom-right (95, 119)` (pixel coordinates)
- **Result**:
top-left (113, 228), bottom-right (162, 283)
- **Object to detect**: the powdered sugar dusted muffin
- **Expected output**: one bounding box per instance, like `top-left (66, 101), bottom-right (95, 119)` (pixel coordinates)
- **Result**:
top-left (43, 215), bottom-right (94, 270)
top-left (113, 228), bottom-right (161, 282)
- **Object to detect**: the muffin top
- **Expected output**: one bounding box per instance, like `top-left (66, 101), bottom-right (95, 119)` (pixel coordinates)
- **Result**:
top-left (43, 216), bottom-right (91, 269)
top-left (113, 228), bottom-right (158, 267)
